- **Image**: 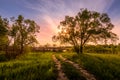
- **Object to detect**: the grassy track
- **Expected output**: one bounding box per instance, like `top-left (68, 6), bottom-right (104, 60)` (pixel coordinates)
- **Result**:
top-left (55, 54), bottom-right (86, 80)
top-left (62, 52), bottom-right (120, 80)
top-left (0, 52), bottom-right (57, 80)
top-left (61, 61), bottom-right (86, 80)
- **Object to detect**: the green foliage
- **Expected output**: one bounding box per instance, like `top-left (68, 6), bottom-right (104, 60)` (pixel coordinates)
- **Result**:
top-left (0, 52), bottom-right (57, 80)
top-left (62, 52), bottom-right (120, 80)
top-left (10, 15), bottom-right (40, 54)
top-left (0, 16), bottom-right (8, 36)
top-left (0, 36), bottom-right (9, 50)
top-left (0, 15), bottom-right (40, 59)
top-left (53, 8), bottom-right (118, 54)
top-left (0, 52), bottom-right (8, 62)
top-left (84, 45), bottom-right (118, 54)
top-left (0, 16), bottom-right (9, 51)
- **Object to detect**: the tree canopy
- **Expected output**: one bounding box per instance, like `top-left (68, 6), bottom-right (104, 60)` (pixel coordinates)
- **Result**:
top-left (10, 15), bottom-right (40, 54)
top-left (0, 15), bottom-right (40, 58)
top-left (0, 16), bottom-right (9, 50)
top-left (53, 9), bottom-right (118, 54)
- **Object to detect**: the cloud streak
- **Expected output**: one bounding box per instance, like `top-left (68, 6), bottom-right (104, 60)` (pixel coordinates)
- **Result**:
top-left (21, 0), bottom-right (119, 44)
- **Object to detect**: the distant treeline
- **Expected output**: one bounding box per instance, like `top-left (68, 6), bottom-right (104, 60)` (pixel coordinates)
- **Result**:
top-left (84, 44), bottom-right (120, 54)
top-left (31, 44), bottom-right (120, 54)
top-left (32, 46), bottom-right (72, 52)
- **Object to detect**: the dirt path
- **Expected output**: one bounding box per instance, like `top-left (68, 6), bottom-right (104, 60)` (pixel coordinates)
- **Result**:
top-left (59, 55), bottom-right (96, 80)
top-left (52, 55), bottom-right (68, 80)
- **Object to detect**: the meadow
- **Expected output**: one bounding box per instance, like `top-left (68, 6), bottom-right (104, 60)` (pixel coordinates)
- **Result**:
top-left (0, 52), bottom-right (57, 80)
top-left (0, 51), bottom-right (120, 80)
top-left (62, 52), bottom-right (120, 80)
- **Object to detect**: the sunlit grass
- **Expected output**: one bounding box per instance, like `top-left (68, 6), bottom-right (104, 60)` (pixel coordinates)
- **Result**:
top-left (62, 52), bottom-right (120, 80)
top-left (55, 53), bottom-right (86, 80)
top-left (0, 52), bottom-right (57, 80)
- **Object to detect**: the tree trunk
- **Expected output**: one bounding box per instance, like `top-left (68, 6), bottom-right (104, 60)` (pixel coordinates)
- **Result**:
top-left (20, 43), bottom-right (24, 54)
top-left (20, 35), bottom-right (24, 54)
top-left (80, 45), bottom-right (83, 54)
top-left (20, 38), bottom-right (24, 54)
top-left (5, 44), bottom-right (8, 58)
top-left (74, 46), bottom-right (80, 54)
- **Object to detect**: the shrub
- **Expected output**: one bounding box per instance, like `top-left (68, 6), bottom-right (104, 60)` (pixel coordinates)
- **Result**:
top-left (0, 52), bottom-right (7, 62)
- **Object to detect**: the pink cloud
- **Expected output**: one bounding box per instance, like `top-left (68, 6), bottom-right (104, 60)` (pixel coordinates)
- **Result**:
top-left (36, 15), bottom-right (60, 45)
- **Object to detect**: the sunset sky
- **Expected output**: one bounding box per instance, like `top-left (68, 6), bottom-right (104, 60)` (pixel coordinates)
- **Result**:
top-left (0, 0), bottom-right (120, 45)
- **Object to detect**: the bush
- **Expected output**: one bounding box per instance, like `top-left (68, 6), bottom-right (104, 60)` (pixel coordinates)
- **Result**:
top-left (0, 52), bottom-right (8, 62)
top-left (84, 45), bottom-right (118, 54)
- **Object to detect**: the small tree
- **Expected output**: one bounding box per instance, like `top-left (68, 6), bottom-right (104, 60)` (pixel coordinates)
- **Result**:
top-left (53, 9), bottom-right (118, 54)
top-left (0, 16), bottom-right (9, 52)
top-left (11, 15), bottom-right (40, 54)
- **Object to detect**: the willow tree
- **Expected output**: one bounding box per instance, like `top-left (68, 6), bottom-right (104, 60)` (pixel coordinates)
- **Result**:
top-left (53, 9), bottom-right (118, 54)
top-left (11, 15), bottom-right (40, 54)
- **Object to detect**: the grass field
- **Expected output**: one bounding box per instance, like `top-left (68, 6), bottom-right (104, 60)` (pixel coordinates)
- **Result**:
top-left (55, 53), bottom-right (86, 80)
top-left (0, 52), bottom-right (120, 80)
top-left (62, 52), bottom-right (120, 80)
top-left (0, 52), bottom-right (57, 80)
top-left (60, 60), bottom-right (86, 80)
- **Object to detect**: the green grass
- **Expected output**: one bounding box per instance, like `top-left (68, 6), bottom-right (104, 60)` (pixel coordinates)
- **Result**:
top-left (62, 52), bottom-right (120, 80)
top-left (1, 51), bottom-right (120, 80)
top-left (61, 61), bottom-right (86, 80)
top-left (55, 53), bottom-right (86, 80)
top-left (0, 52), bottom-right (57, 80)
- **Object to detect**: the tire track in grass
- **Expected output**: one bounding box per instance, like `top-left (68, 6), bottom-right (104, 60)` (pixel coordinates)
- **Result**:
top-left (59, 55), bottom-right (96, 80)
top-left (52, 55), bottom-right (68, 80)
top-left (60, 60), bottom-right (86, 80)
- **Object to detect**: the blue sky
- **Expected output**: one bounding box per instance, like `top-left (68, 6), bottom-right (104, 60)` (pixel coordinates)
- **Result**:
top-left (0, 0), bottom-right (120, 45)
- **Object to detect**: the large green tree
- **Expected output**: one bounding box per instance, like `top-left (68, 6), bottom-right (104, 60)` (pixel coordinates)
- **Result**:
top-left (0, 16), bottom-right (9, 51)
top-left (11, 15), bottom-right (40, 54)
top-left (53, 9), bottom-right (118, 54)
